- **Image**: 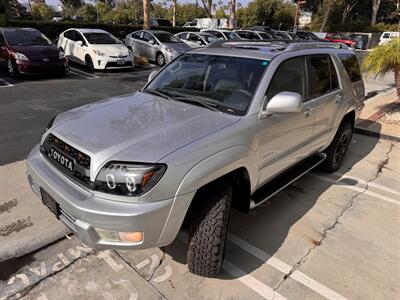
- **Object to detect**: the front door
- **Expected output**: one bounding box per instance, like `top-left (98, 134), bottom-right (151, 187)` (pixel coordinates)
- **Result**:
top-left (72, 32), bottom-right (87, 64)
top-left (257, 56), bottom-right (316, 186)
top-left (142, 32), bottom-right (158, 61)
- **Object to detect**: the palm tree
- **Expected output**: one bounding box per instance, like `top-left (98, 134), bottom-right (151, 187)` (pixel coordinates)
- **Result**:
top-left (143, 0), bottom-right (149, 29)
top-left (362, 38), bottom-right (400, 97)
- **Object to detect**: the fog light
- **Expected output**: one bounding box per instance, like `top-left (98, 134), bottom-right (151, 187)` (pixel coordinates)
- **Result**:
top-left (95, 227), bottom-right (143, 244)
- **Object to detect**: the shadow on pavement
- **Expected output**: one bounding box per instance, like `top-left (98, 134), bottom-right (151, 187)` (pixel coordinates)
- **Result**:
top-left (163, 130), bottom-right (380, 279)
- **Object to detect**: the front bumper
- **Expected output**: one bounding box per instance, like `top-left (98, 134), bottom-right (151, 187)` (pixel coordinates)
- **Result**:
top-left (16, 58), bottom-right (69, 75)
top-left (94, 55), bottom-right (135, 70)
top-left (26, 145), bottom-right (176, 250)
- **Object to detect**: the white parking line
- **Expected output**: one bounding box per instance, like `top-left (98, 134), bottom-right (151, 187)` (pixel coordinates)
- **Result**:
top-left (177, 232), bottom-right (282, 299)
top-left (0, 78), bottom-right (14, 87)
top-left (223, 260), bottom-right (287, 300)
top-left (228, 233), bottom-right (348, 300)
top-left (308, 173), bottom-right (400, 205)
top-left (332, 172), bottom-right (400, 196)
top-left (69, 67), bottom-right (99, 79)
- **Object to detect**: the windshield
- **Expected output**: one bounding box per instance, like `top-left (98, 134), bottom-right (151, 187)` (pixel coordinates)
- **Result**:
top-left (154, 32), bottom-right (181, 43)
top-left (224, 31), bottom-right (240, 39)
top-left (4, 30), bottom-right (52, 46)
top-left (83, 32), bottom-right (120, 44)
top-left (200, 34), bottom-right (219, 43)
top-left (145, 54), bottom-right (268, 115)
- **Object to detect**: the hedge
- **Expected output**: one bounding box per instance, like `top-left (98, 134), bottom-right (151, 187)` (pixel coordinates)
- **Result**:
top-left (6, 20), bottom-right (198, 40)
top-left (0, 14), bottom-right (6, 27)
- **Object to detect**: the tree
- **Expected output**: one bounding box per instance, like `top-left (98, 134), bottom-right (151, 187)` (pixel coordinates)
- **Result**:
top-left (340, 0), bottom-right (357, 24)
top-left (143, 0), bottom-right (150, 29)
top-left (320, 0), bottom-right (333, 31)
top-left (371, 0), bottom-right (382, 25)
top-left (60, 0), bottom-right (83, 10)
top-left (78, 4), bottom-right (97, 22)
top-left (32, 3), bottom-right (55, 20)
top-left (229, 0), bottom-right (236, 29)
top-left (171, 0), bottom-right (177, 26)
top-left (166, 3), bottom-right (207, 24)
top-left (200, 0), bottom-right (213, 17)
top-left (362, 38), bottom-right (400, 97)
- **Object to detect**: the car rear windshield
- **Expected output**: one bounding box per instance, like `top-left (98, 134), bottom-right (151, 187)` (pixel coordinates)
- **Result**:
top-left (83, 32), bottom-right (120, 44)
top-left (153, 32), bottom-right (181, 43)
top-left (224, 31), bottom-right (240, 39)
top-left (145, 54), bottom-right (268, 116)
top-left (4, 30), bottom-right (52, 46)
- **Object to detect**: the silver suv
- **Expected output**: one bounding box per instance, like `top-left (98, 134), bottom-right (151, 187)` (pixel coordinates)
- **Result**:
top-left (27, 41), bottom-right (365, 277)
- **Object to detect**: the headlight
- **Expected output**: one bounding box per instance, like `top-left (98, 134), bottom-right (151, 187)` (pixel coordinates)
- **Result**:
top-left (44, 115), bottom-right (57, 133)
top-left (95, 162), bottom-right (167, 196)
top-left (13, 52), bottom-right (29, 61)
top-left (59, 51), bottom-right (65, 59)
top-left (165, 47), bottom-right (178, 54)
top-left (93, 49), bottom-right (106, 57)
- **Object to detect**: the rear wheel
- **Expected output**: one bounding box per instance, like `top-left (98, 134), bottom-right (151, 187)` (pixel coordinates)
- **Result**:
top-left (186, 181), bottom-right (232, 277)
top-left (156, 52), bottom-right (165, 66)
top-left (321, 121), bottom-right (353, 172)
top-left (6, 59), bottom-right (18, 78)
top-left (85, 55), bottom-right (95, 72)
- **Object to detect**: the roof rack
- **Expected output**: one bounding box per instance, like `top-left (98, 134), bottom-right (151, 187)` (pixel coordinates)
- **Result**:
top-left (207, 39), bottom-right (351, 52)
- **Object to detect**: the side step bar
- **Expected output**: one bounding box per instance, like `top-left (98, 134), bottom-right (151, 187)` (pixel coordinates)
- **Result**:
top-left (250, 153), bottom-right (327, 209)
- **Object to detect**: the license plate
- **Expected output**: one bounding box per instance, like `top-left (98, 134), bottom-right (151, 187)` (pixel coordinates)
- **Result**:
top-left (47, 148), bottom-right (75, 173)
top-left (41, 188), bottom-right (59, 218)
top-left (116, 60), bottom-right (125, 65)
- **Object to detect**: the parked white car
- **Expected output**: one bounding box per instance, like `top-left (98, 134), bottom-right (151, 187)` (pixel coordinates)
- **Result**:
top-left (175, 32), bottom-right (219, 48)
top-left (57, 28), bottom-right (134, 71)
top-left (379, 32), bottom-right (400, 45)
top-left (201, 29), bottom-right (241, 40)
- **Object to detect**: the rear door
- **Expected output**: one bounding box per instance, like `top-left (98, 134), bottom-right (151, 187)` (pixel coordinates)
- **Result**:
top-left (130, 31), bottom-right (143, 56)
top-left (61, 30), bottom-right (74, 60)
top-left (307, 54), bottom-right (343, 148)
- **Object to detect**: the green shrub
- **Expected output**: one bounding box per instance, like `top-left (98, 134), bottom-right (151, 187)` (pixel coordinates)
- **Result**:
top-left (0, 13), bottom-right (6, 26)
top-left (5, 20), bottom-right (198, 40)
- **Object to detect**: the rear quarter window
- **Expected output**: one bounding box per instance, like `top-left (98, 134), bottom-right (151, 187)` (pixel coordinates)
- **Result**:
top-left (338, 54), bottom-right (362, 82)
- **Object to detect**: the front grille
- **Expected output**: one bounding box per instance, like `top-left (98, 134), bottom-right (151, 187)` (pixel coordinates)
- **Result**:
top-left (41, 134), bottom-right (93, 188)
top-left (59, 206), bottom-right (77, 232)
top-left (109, 55), bottom-right (128, 59)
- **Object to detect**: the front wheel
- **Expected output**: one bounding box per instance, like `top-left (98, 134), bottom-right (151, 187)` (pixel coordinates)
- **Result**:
top-left (6, 59), bottom-right (19, 78)
top-left (321, 121), bottom-right (353, 172)
top-left (156, 53), bottom-right (165, 67)
top-left (85, 55), bottom-right (95, 72)
top-left (187, 182), bottom-right (232, 278)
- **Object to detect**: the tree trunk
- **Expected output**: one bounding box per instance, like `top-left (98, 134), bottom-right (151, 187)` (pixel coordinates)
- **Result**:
top-left (172, 0), bottom-right (177, 27)
top-left (229, 0), bottom-right (236, 29)
top-left (395, 69), bottom-right (400, 98)
top-left (371, 0), bottom-right (381, 26)
top-left (143, 0), bottom-right (149, 30)
top-left (320, 0), bottom-right (332, 32)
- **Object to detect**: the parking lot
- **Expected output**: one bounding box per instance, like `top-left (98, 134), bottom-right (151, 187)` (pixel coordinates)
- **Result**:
top-left (0, 59), bottom-right (399, 300)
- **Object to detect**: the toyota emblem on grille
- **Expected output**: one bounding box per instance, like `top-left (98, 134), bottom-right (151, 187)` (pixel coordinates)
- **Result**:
top-left (43, 58), bottom-right (50, 62)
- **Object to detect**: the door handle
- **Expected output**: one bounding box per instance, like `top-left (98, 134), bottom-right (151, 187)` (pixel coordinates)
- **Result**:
top-left (304, 107), bottom-right (314, 118)
top-left (335, 94), bottom-right (342, 103)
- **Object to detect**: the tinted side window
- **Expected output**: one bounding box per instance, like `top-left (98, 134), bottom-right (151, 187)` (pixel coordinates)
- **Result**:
top-left (338, 54), bottom-right (362, 82)
top-left (142, 32), bottom-right (154, 43)
top-left (64, 30), bottom-right (74, 40)
top-left (212, 31), bottom-right (224, 39)
top-left (189, 33), bottom-right (201, 42)
top-left (266, 56), bottom-right (307, 102)
top-left (382, 33), bottom-right (390, 38)
top-left (132, 31), bottom-right (142, 39)
top-left (308, 55), bottom-right (332, 98)
top-left (329, 58), bottom-right (339, 90)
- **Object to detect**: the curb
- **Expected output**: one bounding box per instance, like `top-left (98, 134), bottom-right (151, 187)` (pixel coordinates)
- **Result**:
top-left (355, 127), bottom-right (400, 142)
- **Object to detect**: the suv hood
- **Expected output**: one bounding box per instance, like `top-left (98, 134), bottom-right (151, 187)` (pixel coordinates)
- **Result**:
top-left (50, 92), bottom-right (239, 175)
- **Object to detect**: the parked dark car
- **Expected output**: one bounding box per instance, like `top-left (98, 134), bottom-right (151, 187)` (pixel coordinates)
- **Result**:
top-left (0, 27), bottom-right (69, 77)
top-left (291, 30), bottom-right (322, 41)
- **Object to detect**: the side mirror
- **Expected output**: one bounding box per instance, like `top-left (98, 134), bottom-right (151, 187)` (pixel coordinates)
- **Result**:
top-left (76, 40), bottom-right (83, 47)
top-left (149, 40), bottom-right (155, 45)
top-left (148, 70), bottom-right (158, 82)
top-left (261, 92), bottom-right (303, 117)
top-left (196, 40), bottom-right (202, 45)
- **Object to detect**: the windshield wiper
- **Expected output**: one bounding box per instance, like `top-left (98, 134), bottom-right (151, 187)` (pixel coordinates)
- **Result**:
top-left (143, 89), bottom-right (175, 101)
top-left (172, 95), bottom-right (220, 112)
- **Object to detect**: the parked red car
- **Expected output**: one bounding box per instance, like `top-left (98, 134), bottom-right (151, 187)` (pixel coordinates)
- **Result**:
top-left (0, 27), bottom-right (69, 77)
top-left (324, 33), bottom-right (356, 47)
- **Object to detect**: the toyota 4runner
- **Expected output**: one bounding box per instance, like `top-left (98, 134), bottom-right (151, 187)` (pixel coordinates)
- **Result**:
top-left (27, 41), bottom-right (365, 277)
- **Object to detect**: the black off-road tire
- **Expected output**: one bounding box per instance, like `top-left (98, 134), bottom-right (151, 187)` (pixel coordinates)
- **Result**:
top-left (321, 121), bottom-right (353, 173)
top-left (187, 182), bottom-right (232, 278)
top-left (85, 55), bottom-right (95, 72)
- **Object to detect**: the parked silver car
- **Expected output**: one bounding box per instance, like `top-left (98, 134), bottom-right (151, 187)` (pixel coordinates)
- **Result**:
top-left (27, 41), bottom-right (364, 278)
top-left (175, 31), bottom-right (219, 48)
top-left (125, 30), bottom-right (191, 66)
top-left (201, 29), bottom-right (241, 40)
